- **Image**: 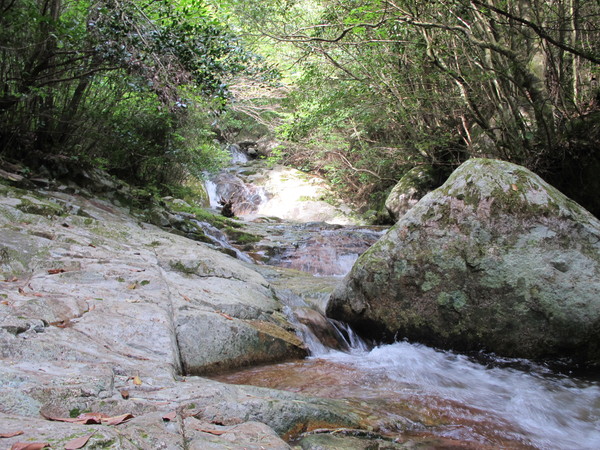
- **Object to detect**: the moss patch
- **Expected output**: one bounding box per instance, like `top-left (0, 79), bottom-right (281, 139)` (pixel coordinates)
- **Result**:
top-left (170, 203), bottom-right (241, 229)
top-left (16, 197), bottom-right (66, 217)
top-left (224, 227), bottom-right (262, 245)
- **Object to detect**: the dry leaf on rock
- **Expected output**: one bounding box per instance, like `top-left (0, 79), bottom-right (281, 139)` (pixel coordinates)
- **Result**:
top-left (50, 319), bottom-right (71, 328)
top-left (10, 443), bottom-right (50, 450)
top-left (42, 411), bottom-right (105, 424)
top-left (190, 425), bottom-right (228, 435)
top-left (47, 269), bottom-right (66, 275)
top-left (102, 413), bottom-right (134, 426)
top-left (217, 311), bottom-right (234, 320)
top-left (64, 433), bottom-right (95, 450)
top-left (0, 431), bottom-right (24, 438)
top-left (132, 375), bottom-right (142, 386)
top-left (162, 411), bottom-right (177, 421)
top-left (42, 411), bottom-right (134, 426)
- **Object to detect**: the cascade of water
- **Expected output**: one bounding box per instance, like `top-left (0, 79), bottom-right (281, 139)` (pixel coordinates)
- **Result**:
top-left (229, 144), bottom-right (250, 164)
top-left (292, 320), bottom-right (334, 356)
top-left (204, 178), bottom-right (220, 209)
top-left (327, 319), bottom-right (370, 352)
top-left (203, 166), bottom-right (268, 216)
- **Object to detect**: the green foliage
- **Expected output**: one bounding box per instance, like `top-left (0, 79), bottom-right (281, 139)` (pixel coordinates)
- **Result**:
top-left (0, 0), bottom-right (254, 190)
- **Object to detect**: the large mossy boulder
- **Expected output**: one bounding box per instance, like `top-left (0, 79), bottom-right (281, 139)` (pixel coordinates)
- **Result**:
top-left (327, 158), bottom-right (600, 365)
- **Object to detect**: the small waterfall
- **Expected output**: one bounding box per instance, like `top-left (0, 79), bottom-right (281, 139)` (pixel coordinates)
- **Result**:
top-left (203, 173), bottom-right (268, 215)
top-left (202, 143), bottom-right (268, 216)
top-left (276, 287), bottom-right (369, 356)
top-left (204, 179), bottom-right (220, 208)
top-left (229, 144), bottom-right (250, 164)
top-left (328, 319), bottom-right (370, 353)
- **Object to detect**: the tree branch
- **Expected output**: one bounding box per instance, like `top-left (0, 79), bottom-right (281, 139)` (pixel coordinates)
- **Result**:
top-left (471, 0), bottom-right (600, 65)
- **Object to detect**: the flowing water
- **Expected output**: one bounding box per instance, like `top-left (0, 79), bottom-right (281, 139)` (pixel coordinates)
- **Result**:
top-left (216, 339), bottom-right (600, 449)
top-left (206, 144), bottom-right (600, 449)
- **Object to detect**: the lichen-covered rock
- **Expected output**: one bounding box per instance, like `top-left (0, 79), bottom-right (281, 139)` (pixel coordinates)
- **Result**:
top-left (385, 166), bottom-right (436, 222)
top-left (328, 158), bottom-right (600, 365)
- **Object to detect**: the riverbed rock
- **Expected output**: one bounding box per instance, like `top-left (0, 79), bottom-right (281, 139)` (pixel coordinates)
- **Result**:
top-left (240, 221), bottom-right (385, 276)
top-left (385, 166), bottom-right (436, 222)
top-left (0, 180), bottom-right (371, 447)
top-left (328, 158), bottom-right (600, 365)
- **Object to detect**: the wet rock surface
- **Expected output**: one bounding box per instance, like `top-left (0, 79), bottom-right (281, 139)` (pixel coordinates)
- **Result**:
top-left (240, 221), bottom-right (385, 277)
top-left (329, 158), bottom-right (600, 364)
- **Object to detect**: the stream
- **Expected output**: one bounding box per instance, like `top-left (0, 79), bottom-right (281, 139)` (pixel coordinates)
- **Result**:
top-left (205, 146), bottom-right (600, 449)
top-left (215, 340), bottom-right (600, 448)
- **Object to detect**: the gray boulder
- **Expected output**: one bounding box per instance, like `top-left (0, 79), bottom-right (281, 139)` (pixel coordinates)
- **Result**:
top-left (328, 158), bottom-right (600, 364)
top-left (385, 166), bottom-right (436, 222)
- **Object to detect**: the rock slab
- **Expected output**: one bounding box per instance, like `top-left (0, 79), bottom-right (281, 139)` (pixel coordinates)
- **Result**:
top-left (328, 158), bottom-right (600, 364)
top-left (0, 181), bottom-right (361, 448)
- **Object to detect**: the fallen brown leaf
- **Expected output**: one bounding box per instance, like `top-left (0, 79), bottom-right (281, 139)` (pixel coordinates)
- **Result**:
top-left (72, 412), bottom-right (107, 424)
top-left (120, 389), bottom-right (130, 399)
top-left (41, 411), bottom-right (134, 426)
top-left (47, 268), bottom-right (66, 275)
top-left (10, 443), bottom-right (50, 450)
top-left (102, 413), bottom-right (134, 426)
top-left (162, 411), bottom-right (177, 421)
top-left (132, 375), bottom-right (142, 386)
top-left (0, 431), bottom-right (24, 438)
top-left (17, 287), bottom-right (26, 296)
top-left (41, 411), bottom-right (105, 424)
top-left (64, 433), bottom-right (95, 450)
top-left (182, 295), bottom-right (191, 302)
top-left (511, 183), bottom-right (519, 191)
top-left (217, 311), bottom-right (234, 320)
top-left (50, 319), bottom-right (70, 328)
top-left (0, 300), bottom-right (11, 306)
top-left (127, 283), bottom-right (137, 290)
top-left (191, 425), bottom-right (228, 435)
top-left (88, 243), bottom-right (96, 248)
